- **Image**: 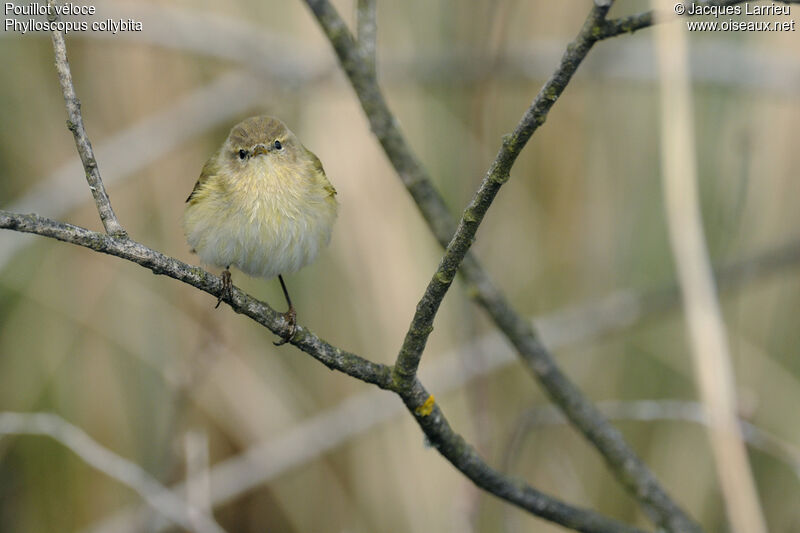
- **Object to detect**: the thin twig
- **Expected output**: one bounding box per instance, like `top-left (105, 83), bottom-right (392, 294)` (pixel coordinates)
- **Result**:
top-left (302, 1), bottom-right (700, 531)
top-left (0, 412), bottom-right (226, 533)
top-left (0, 210), bottom-right (645, 533)
top-left (46, 1), bottom-right (126, 238)
top-left (653, 3), bottom-right (766, 531)
top-left (356, 0), bottom-right (377, 75)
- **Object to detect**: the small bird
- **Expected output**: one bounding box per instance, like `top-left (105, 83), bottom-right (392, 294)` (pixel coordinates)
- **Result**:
top-left (184, 115), bottom-right (338, 345)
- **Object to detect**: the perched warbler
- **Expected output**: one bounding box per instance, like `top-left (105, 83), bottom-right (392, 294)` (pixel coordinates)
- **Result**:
top-left (183, 115), bottom-right (338, 345)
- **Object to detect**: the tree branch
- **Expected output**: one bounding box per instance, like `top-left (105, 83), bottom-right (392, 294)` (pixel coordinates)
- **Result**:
top-left (46, 1), bottom-right (127, 238)
top-left (0, 210), bottom-right (392, 389)
top-left (0, 210), bottom-right (646, 533)
top-left (302, 1), bottom-right (700, 531)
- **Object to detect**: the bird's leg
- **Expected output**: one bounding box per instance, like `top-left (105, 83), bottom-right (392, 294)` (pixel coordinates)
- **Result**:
top-left (215, 267), bottom-right (232, 309)
top-left (273, 274), bottom-right (297, 346)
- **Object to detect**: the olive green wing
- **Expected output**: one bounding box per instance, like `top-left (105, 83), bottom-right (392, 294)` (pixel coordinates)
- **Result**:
top-left (306, 147), bottom-right (337, 197)
top-left (186, 152), bottom-right (221, 204)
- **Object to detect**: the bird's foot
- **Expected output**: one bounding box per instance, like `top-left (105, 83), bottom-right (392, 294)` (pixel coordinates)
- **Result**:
top-left (273, 306), bottom-right (297, 346)
top-left (215, 268), bottom-right (232, 309)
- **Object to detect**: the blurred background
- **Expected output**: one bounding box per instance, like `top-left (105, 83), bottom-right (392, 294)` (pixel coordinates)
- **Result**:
top-left (1, 0), bottom-right (799, 531)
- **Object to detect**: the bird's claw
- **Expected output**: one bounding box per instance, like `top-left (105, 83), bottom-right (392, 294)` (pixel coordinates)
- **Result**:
top-left (215, 269), bottom-right (232, 309)
top-left (273, 307), bottom-right (297, 346)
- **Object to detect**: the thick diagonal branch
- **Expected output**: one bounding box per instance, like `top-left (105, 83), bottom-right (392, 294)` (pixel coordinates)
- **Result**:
top-left (302, 1), bottom-right (701, 531)
top-left (47, 1), bottom-right (126, 238)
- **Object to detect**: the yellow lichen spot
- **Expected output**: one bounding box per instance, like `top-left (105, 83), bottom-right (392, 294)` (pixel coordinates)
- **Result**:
top-left (415, 395), bottom-right (436, 417)
top-left (434, 271), bottom-right (452, 285)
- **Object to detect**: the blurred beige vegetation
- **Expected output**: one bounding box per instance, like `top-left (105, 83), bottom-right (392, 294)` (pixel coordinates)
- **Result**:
top-left (1, 0), bottom-right (800, 532)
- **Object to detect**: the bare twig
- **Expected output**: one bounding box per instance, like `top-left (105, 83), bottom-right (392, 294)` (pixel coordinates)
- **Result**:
top-left (0, 210), bottom-right (645, 533)
top-left (302, 1), bottom-right (700, 531)
top-left (653, 4), bottom-right (766, 531)
top-left (46, 1), bottom-right (126, 238)
top-left (0, 412), bottom-right (226, 533)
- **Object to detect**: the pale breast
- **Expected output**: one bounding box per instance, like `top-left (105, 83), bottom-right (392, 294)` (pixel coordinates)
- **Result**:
top-left (184, 158), bottom-right (337, 280)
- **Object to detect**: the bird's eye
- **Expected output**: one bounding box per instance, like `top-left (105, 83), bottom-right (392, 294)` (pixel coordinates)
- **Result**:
top-left (238, 149), bottom-right (248, 160)
top-left (273, 140), bottom-right (282, 151)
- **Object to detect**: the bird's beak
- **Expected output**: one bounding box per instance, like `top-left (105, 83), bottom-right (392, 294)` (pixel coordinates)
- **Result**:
top-left (252, 144), bottom-right (268, 156)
